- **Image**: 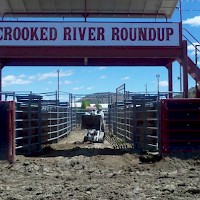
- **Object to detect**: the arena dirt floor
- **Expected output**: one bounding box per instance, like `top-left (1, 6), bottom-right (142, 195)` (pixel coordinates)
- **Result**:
top-left (0, 128), bottom-right (200, 200)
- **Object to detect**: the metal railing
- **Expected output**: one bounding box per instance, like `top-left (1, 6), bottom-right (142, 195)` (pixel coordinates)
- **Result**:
top-left (0, 89), bottom-right (185, 155)
top-left (182, 28), bottom-right (200, 65)
top-left (108, 89), bottom-right (185, 152)
top-left (13, 92), bottom-right (75, 154)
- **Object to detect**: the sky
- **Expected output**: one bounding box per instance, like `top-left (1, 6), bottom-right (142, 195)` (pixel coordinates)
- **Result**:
top-left (2, 0), bottom-right (200, 101)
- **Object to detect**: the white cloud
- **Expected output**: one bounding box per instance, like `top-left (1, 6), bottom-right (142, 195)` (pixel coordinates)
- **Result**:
top-left (183, 15), bottom-right (200, 27)
top-left (87, 86), bottom-right (95, 90)
top-left (99, 75), bottom-right (106, 79)
top-left (121, 76), bottom-right (130, 80)
top-left (188, 43), bottom-right (200, 51)
top-left (159, 81), bottom-right (168, 87)
top-left (63, 80), bottom-right (72, 85)
top-left (60, 70), bottom-right (74, 77)
top-left (187, 43), bottom-right (200, 57)
top-left (28, 70), bottom-right (74, 81)
top-left (18, 74), bottom-right (26, 78)
top-left (98, 67), bottom-right (107, 70)
top-left (3, 75), bottom-right (31, 87)
top-left (73, 86), bottom-right (84, 91)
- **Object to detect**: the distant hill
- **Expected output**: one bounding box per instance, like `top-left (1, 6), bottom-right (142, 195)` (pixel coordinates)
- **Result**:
top-left (77, 92), bottom-right (124, 104)
top-left (174, 87), bottom-right (198, 98)
top-left (188, 87), bottom-right (197, 98)
top-left (78, 88), bottom-right (199, 105)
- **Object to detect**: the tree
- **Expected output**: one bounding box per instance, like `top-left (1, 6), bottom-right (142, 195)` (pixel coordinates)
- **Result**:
top-left (81, 100), bottom-right (90, 109)
top-left (95, 103), bottom-right (102, 109)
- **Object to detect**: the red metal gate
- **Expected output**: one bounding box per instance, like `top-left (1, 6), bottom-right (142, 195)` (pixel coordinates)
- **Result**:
top-left (161, 99), bottom-right (200, 154)
top-left (0, 101), bottom-right (15, 162)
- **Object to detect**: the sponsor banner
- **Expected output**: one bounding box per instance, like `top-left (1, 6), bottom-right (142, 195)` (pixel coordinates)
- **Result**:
top-left (0, 22), bottom-right (180, 46)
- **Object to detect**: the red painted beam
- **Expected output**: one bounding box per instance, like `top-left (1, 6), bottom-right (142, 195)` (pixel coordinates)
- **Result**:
top-left (1, 57), bottom-right (176, 67)
top-left (0, 46), bottom-right (182, 59)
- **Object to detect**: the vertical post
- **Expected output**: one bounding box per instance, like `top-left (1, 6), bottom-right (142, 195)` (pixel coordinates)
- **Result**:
top-left (156, 74), bottom-right (160, 99)
top-left (179, 64), bottom-right (182, 92)
top-left (11, 101), bottom-right (16, 163)
top-left (38, 96), bottom-right (42, 151)
top-left (195, 45), bottom-right (199, 66)
top-left (195, 45), bottom-right (200, 97)
top-left (132, 96), bottom-right (138, 150)
top-left (195, 45), bottom-right (200, 82)
top-left (28, 92), bottom-right (32, 154)
top-left (56, 70), bottom-right (60, 141)
top-left (69, 93), bottom-right (73, 130)
top-left (123, 85), bottom-right (127, 142)
top-left (0, 64), bottom-right (4, 101)
top-left (166, 63), bottom-right (173, 98)
top-left (145, 83), bottom-right (148, 95)
top-left (57, 69), bottom-right (60, 104)
top-left (182, 40), bottom-right (189, 98)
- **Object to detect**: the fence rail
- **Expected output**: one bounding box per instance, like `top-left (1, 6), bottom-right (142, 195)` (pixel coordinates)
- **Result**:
top-left (109, 94), bottom-right (160, 151)
top-left (2, 89), bottom-right (197, 158)
top-left (14, 93), bottom-right (75, 154)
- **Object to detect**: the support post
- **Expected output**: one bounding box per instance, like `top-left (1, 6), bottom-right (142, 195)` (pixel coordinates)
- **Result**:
top-left (166, 63), bottom-right (173, 98)
top-left (182, 40), bottom-right (189, 98)
top-left (0, 64), bottom-right (4, 101)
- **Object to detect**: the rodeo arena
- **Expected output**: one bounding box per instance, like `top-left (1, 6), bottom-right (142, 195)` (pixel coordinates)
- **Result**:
top-left (1, 0), bottom-right (200, 199)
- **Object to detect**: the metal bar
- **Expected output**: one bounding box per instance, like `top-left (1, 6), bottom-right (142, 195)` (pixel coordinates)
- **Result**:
top-left (142, 96), bottom-right (147, 150)
top-left (132, 96), bottom-right (138, 150)
top-left (28, 93), bottom-right (32, 154)
top-left (38, 96), bottom-right (42, 151)
top-left (2, 12), bottom-right (168, 20)
top-left (156, 100), bottom-right (160, 152)
top-left (8, 101), bottom-right (16, 163)
top-left (182, 28), bottom-right (200, 46)
top-left (182, 40), bottom-right (189, 98)
top-left (0, 64), bottom-right (3, 101)
top-left (167, 63), bottom-right (173, 98)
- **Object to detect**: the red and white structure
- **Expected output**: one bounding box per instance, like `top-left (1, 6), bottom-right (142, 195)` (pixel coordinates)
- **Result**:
top-left (1, 0), bottom-right (200, 156)
top-left (0, 0), bottom-right (199, 97)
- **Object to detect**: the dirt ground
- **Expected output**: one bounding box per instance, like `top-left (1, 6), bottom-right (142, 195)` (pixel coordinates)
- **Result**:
top-left (0, 129), bottom-right (200, 200)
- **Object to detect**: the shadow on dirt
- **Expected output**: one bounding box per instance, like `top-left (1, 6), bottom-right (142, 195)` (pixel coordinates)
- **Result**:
top-left (26, 145), bottom-right (163, 164)
top-left (38, 146), bottom-right (136, 158)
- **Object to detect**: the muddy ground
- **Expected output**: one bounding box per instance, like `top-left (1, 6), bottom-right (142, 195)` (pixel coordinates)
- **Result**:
top-left (0, 129), bottom-right (200, 200)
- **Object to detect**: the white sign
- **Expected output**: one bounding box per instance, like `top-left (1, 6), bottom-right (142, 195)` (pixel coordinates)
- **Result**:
top-left (0, 22), bottom-right (180, 46)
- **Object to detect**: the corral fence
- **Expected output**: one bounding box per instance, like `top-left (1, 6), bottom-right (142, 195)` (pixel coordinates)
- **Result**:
top-left (109, 86), bottom-right (200, 154)
top-left (15, 95), bottom-right (73, 154)
top-left (1, 87), bottom-right (200, 162)
top-left (0, 91), bottom-right (75, 157)
top-left (0, 91), bottom-right (112, 158)
top-left (109, 89), bottom-right (161, 152)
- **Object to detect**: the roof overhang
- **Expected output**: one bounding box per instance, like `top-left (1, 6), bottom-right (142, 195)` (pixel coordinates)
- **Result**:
top-left (0, 0), bottom-right (179, 19)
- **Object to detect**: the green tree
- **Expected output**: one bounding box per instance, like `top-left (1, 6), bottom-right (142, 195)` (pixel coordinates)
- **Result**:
top-left (95, 103), bottom-right (102, 109)
top-left (81, 100), bottom-right (90, 109)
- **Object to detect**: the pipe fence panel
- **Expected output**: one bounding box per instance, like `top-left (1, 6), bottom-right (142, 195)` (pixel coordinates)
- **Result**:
top-left (126, 101), bottom-right (134, 142)
top-left (132, 95), bottom-right (160, 151)
top-left (109, 93), bottom-right (160, 151)
top-left (45, 106), bottom-right (71, 142)
top-left (15, 94), bottom-right (73, 154)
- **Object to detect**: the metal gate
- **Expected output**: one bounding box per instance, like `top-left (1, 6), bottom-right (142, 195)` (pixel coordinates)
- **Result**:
top-left (109, 86), bottom-right (160, 152)
top-left (0, 101), bottom-right (15, 162)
